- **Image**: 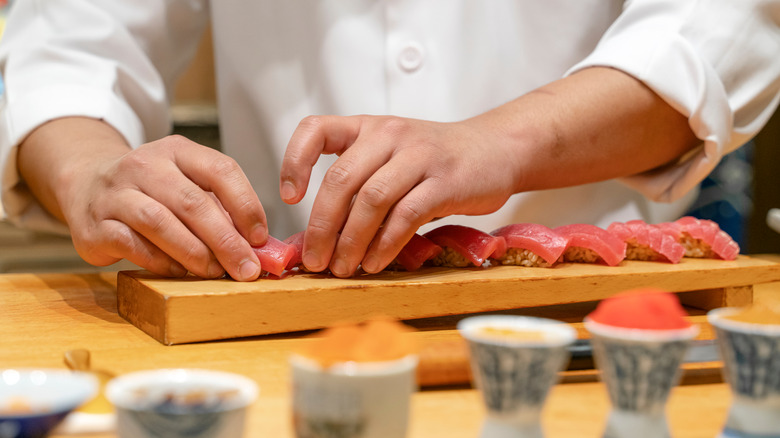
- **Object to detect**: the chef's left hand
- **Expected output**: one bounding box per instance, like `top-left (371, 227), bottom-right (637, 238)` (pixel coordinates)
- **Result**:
top-left (279, 115), bottom-right (523, 277)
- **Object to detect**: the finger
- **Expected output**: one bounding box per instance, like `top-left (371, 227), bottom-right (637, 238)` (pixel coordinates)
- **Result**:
top-left (75, 219), bottom-right (188, 278)
top-left (170, 137), bottom-right (268, 247)
top-left (113, 190), bottom-right (225, 279)
top-left (363, 179), bottom-right (447, 273)
top-left (302, 138), bottom-right (393, 273)
top-left (279, 115), bottom-right (362, 205)
top-left (144, 167), bottom-right (262, 282)
top-left (329, 157), bottom-right (424, 277)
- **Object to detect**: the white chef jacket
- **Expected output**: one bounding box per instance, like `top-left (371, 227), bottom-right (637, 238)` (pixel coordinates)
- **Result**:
top-left (1, 0), bottom-right (779, 239)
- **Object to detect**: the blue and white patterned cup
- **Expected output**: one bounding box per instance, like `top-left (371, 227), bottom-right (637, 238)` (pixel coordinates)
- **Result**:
top-left (584, 318), bottom-right (698, 438)
top-left (708, 307), bottom-right (780, 438)
top-left (458, 315), bottom-right (576, 438)
top-left (105, 369), bottom-right (257, 438)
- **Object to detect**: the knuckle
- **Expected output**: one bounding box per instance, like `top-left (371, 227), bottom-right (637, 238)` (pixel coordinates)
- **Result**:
top-left (306, 216), bottom-right (335, 236)
top-left (210, 156), bottom-right (241, 180)
top-left (181, 245), bottom-right (213, 274)
top-left (103, 223), bottom-right (135, 253)
top-left (357, 180), bottom-right (393, 210)
top-left (299, 115), bottom-right (325, 132)
top-left (322, 162), bottom-right (353, 189)
top-left (179, 187), bottom-right (211, 215)
top-left (336, 232), bottom-right (360, 249)
top-left (163, 134), bottom-right (189, 148)
top-left (379, 117), bottom-right (410, 137)
top-left (212, 229), bottom-right (245, 254)
top-left (115, 151), bottom-right (152, 175)
top-left (393, 198), bottom-right (427, 226)
top-left (136, 203), bottom-right (169, 234)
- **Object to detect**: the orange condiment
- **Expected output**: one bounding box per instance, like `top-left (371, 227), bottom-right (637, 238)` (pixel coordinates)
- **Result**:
top-left (298, 316), bottom-right (419, 367)
top-left (475, 327), bottom-right (546, 341)
top-left (589, 288), bottom-right (691, 330)
top-left (724, 302), bottom-right (780, 325)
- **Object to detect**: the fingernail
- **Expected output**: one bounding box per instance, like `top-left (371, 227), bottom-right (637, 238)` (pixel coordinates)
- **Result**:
top-left (250, 223), bottom-right (267, 246)
top-left (239, 259), bottom-right (260, 281)
top-left (362, 254), bottom-right (380, 273)
top-left (331, 257), bottom-right (348, 277)
top-left (302, 251), bottom-right (320, 271)
top-left (281, 181), bottom-right (297, 202)
top-left (170, 263), bottom-right (187, 277)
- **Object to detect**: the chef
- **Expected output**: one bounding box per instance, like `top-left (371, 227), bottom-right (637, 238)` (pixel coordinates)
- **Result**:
top-left (1, 1), bottom-right (779, 280)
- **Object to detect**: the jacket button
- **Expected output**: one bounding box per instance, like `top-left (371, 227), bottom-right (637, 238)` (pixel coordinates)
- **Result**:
top-left (398, 42), bottom-right (425, 73)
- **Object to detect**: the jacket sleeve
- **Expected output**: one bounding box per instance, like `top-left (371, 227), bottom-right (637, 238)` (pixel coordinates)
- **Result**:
top-left (566, 0), bottom-right (780, 203)
top-left (0, 0), bottom-right (209, 231)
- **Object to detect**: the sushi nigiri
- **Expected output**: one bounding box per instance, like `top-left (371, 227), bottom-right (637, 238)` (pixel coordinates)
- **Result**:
top-left (390, 233), bottom-right (443, 271)
top-left (554, 223), bottom-right (626, 267)
top-left (659, 216), bottom-right (740, 261)
top-left (607, 220), bottom-right (685, 263)
top-left (423, 225), bottom-right (504, 267)
top-left (490, 223), bottom-right (568, 267)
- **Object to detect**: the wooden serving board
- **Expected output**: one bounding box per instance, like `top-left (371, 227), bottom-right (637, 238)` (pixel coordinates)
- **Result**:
top-left (117, 255), bottom-right (780, 345)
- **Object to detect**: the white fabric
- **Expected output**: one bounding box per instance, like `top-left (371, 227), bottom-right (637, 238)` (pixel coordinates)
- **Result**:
top-left (1, 0), bottom-right (779, 238)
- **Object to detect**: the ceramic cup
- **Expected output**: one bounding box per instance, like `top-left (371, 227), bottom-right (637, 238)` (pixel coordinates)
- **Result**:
top-left (289, 353), bottom-right (418, 438)
top-left (584, 317), bottom-right (699, 438)
top-left (457, 315), bottom-right (576, 438)
top-left (0, 369), bottom-right (97, 438)
top-left (708, 307), bottom-right (780, 438)
top-left (105, 368), bottom-right (258, 438)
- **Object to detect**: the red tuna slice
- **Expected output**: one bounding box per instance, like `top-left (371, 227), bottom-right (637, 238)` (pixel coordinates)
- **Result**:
top-left (394, 233), bottom-right (443, 271)
top-left (283, 231), bottom-right (305, 270)
top-left (490, 223), bottom-right (569, 266)
top-left (252, 235), bottom-right (296, 277)
top-left (607, 220), bottom-right (684, 263)
top-left (711, 229), bottom-right (740, 260)
top-left (554, 223), bottom-right (626, 266)
top-left (423, 225), bottom-right (503, 267)
top-left (670, 216), bottom-right (740, 260)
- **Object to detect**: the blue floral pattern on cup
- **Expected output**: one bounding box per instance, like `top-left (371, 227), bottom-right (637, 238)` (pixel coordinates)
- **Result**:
top-left (709, 307), bottom-right (780, 438)
top-left (592, 337), bottom-right (690, 413)
top-left (469, 341), bottom-right (569, 413)
top-left (458, 315), bottom-right (576, 438)
top-left (715, 329), bottom-right (780, 398)
top-left (585, 318), bottom-right (698, 438)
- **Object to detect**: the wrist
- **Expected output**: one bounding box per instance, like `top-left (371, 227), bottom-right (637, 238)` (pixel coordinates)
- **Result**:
top-left (18, 117), bottom-right (131, 221)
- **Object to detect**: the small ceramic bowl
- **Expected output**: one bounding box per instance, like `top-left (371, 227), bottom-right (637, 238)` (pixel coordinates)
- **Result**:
top-left (584, 318), bottom-right (699, 438)
top-left (289, 353), bottom-right (418, 438)
top-left (0, 368), bottom-right (98, 438)
top-left (708, 307), bottom-right (780, 438)
top-left (458, 315), bottom-right (576, 438)
top-left (105, 369), bottom-right (258, 438)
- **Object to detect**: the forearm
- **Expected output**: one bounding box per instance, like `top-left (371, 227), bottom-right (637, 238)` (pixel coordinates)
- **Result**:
top-left (472, 67), bottom-right (700, 194)
top-left (17, 117), bottom-right (131, 223)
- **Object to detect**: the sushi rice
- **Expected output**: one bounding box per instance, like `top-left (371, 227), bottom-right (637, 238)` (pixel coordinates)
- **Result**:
top-left (493, 248), bottom-right (554, 268)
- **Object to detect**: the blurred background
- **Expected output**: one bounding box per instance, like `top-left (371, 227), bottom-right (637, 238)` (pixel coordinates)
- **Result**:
top-left (0, 10), bottom-right (779, 274)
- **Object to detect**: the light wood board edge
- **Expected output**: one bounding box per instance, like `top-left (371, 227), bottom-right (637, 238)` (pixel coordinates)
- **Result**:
top-left (116, 257), bottom-right (780, 345)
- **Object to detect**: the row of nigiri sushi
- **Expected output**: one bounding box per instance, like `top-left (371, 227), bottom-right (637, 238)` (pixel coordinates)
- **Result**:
top-left (250, 216), bottom-right (740, 277)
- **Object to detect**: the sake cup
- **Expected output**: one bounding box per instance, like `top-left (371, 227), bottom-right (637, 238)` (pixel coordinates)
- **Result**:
top-left (584, 318), bottom-right (699, 438)
top-left (708, 307), bottom-right (780, 438)
top-left (0, 369), bottom-right (98, 438)
top-left (105, 368), bottom-right (257, 438)
top-left (289, 353), bottom-right (418, 438)
top-left (457, 315), bottom-right (576, 438)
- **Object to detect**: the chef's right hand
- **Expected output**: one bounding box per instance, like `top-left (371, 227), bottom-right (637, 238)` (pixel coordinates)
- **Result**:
top-left (16, 117), bottom-right (267, 281)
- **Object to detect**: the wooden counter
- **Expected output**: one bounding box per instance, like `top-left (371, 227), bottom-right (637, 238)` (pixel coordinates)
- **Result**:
top-left (3, 270), bottom-right (777, 437)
